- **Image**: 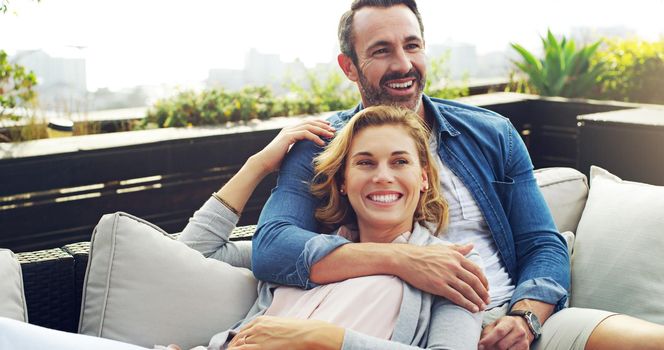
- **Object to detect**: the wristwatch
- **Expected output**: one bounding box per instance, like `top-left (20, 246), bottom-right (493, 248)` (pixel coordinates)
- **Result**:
top-left (507, 309), bottom-right (542, 340)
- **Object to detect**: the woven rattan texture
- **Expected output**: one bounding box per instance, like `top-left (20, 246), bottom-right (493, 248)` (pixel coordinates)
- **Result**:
top-left (230, 225), bottom-right (256, 241)
top-left (17, 248), bottom-right (77, 332)
top-left (62, 242), bottom-right (91, 331)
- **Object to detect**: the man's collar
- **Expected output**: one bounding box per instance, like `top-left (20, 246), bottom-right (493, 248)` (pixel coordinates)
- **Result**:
top-left (422, 95), bottom-right (459, 137)
top-left (337, 94), bottom-right (459, 138)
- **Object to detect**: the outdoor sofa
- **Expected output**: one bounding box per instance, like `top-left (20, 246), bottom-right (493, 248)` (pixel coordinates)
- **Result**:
top-left (1, 166), bottom-right (663, 348)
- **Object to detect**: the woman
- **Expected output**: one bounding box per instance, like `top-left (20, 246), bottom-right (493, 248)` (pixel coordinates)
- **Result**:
top-left (181, 105), bottom-right (483, 350)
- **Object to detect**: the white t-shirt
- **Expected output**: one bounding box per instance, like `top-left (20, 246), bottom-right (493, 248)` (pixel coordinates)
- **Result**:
top-left (430, 138), bottom-right (514, 308)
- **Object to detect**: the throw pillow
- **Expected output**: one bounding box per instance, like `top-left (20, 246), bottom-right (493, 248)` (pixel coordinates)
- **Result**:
top-left (0, 249), bottom-right (28, 322)
top-left (534, 167), bottom-right (588, 233)
top-left (570, 166), bottom-right (664, 324)
top-left (79, 212), bottom-right (258, 349)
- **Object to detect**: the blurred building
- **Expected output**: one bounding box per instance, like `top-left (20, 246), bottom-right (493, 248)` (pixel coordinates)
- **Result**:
top-left (207, 48), bottom-right (308, 94)
top-left (12, 49), bottom-right (87, 112)
top-left (207, 68), bottom-right (244, 91)
top-left (428, 42), bottom-right (478, 79)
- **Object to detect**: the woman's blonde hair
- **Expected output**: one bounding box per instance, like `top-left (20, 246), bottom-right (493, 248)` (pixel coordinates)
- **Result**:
top-left (311, 105), bottom-right (448, 235)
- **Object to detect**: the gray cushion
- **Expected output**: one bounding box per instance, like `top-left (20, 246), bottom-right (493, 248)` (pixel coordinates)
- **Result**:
top-left (571, 166), bottom-right (664, 324)
top-left (0, 249), bottom-right (28, 322)
top-left (534, 167), bottom-right (588, 233)
top-left (79, 212), bottom-right (258, 348)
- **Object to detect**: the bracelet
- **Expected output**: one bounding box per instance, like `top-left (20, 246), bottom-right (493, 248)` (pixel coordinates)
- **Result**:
top-left (211, 192), bottom-right (241, 216)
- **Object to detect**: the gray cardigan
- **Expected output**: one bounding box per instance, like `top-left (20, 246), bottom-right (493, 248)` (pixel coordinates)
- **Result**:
top-left (179, 198), bottom-right (483, 350)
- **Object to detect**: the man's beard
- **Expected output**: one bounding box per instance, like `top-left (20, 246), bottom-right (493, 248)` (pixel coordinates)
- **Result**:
top-left (357, 67), bottom-right (425, 112)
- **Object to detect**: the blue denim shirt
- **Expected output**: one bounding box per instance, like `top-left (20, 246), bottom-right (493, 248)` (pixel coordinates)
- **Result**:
top-left (253, 95), bottom-right (570, 311)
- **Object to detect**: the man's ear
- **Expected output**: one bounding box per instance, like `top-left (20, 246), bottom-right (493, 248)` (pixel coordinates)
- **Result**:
top-left (338, 54), bottom-right (359, 82)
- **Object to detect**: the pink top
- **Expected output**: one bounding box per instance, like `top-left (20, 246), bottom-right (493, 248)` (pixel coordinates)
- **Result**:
top-left (264, 232), bottom-right (410, 339)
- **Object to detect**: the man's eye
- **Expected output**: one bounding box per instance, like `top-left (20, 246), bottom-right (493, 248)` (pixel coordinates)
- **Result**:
top-left (405, 43), bottom-right (421, 50)
top-left (373, 48), bottom-right (388, 55)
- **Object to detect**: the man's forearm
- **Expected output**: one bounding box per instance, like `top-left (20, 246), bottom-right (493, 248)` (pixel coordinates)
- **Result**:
top-left (310, 243), bottom-right (401, 284)
top-left (310, 241), bottom-right (491, 314)
top-left (511, 299), bottom-right (555, 324)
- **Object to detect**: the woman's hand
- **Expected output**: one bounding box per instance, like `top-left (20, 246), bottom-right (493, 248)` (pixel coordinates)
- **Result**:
top-left (227, 316), bottom-right (344, 350)
top-left (249, 119), bottom-right (335, 176)
top-left (212, 119), bottom-right (334, 214)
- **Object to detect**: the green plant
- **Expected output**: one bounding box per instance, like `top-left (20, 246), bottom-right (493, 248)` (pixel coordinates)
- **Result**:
top-left (592, 38), bottom-right (664, 104)
top-left (144, 87), bottom-right (276, 128)
top-left (505, 70), bottom-right (534, 94)
top-left (511, 29), bottom-right (605, 98)
top-left (424, 53), bottom-right (469, 99)
top-left (0, 50), bottom-right (38, 119)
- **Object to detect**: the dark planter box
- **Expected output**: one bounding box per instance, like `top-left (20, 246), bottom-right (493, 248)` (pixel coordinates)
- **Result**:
top-left (578, 108), bottom-right (664, 185)
top-left (1, 94), bottom-right (659, 252)
top-left (0, 117), bottom-right (327, 252)
top-left (459, 94), bottom-right (637, 169)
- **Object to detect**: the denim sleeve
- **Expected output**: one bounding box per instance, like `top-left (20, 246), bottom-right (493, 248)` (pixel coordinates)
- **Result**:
top-left (502, 121), bottom-right (570, 312)
top-left (252, 138), bottom-right (351, 288)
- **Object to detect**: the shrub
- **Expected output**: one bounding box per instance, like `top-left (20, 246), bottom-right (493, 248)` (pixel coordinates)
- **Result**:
top-left (592, 38), bottom-right (664, 104)
top-left (511, 29), bottom-right (605, 98)
top-left (0, 50), bottom-right (38, 120)
top-left (144, 70), bottom-right (361, 128)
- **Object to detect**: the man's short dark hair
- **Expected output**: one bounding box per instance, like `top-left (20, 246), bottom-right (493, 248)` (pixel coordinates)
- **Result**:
top-left (338, 0), bottom-right (424, 65)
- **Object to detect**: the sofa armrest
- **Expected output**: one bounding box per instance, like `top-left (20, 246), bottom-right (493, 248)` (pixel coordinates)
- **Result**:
top-left (16, 248), bottom-right (77, 332)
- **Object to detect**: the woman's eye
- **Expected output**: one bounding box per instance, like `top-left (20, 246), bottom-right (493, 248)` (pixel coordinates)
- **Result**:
top-left (357, 160), bottom-right (373, 166)
top-left (394, 159), bottom-right (409, 165)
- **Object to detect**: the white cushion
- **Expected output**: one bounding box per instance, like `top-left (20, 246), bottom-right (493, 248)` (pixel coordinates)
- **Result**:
top-left (0, 249), bottom-right (28, 322)
top-left (570, 166), bottom-right (664, 324)
top-left (79, 212), bottom-right (258, 348)
top-left (534, 167), bottom-right (588, 233)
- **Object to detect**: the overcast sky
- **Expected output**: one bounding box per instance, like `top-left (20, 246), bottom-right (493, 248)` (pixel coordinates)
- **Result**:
top-left (2, 0), bottom-right (663, 90)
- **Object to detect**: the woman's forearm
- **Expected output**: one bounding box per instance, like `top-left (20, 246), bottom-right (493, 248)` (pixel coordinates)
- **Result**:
top-left (215, 155), bottom-right (270, 214)
top-left (306, 322), bottom-right (345, 350)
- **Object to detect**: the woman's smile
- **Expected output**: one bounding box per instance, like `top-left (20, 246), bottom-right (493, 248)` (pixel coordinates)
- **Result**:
top-left (365, 191), bottom-right (403, 205)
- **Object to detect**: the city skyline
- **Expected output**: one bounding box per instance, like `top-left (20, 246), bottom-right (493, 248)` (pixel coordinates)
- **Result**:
top-left (2, 0), bottom-right (663, 91)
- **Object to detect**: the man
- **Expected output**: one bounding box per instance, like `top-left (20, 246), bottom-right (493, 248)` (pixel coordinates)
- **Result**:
top-left (252, 1), bottom-right (663, 349)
